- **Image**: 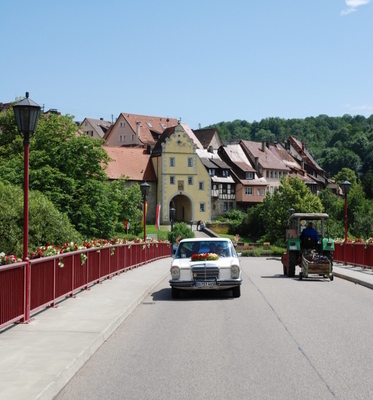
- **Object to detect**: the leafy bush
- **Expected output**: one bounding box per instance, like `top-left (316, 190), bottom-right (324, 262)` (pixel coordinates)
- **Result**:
top-left (167, 222), bottom-right (194, 242)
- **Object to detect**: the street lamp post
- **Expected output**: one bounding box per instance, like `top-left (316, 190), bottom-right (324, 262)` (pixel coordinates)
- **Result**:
top-left (170, 207), bottom-right (175, 256)
top-left (140, 181), bottom-right (150, 242)
top-left (13, 92), bottom-right (41, 322)
top-left (340, 180), bottom-right (351, 265)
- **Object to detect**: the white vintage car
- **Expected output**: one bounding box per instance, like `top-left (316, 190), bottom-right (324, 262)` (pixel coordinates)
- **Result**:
top-left (169, 238), bottom-right (242, 299)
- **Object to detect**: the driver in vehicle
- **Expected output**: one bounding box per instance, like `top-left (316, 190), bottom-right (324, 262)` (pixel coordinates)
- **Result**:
top-left (300, 222), bottom-right (319, 249)
top-left (186, 242), bottom-right (200, 258)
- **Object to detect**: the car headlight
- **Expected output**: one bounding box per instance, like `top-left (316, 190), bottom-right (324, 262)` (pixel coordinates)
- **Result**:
top-left (171, 266), bottom-right (180, 280)
top-left (231, 264), bottom-right (240, 279)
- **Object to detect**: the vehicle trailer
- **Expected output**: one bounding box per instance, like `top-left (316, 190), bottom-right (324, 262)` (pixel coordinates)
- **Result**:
top-left (282, 213), bottom-right (334, 280)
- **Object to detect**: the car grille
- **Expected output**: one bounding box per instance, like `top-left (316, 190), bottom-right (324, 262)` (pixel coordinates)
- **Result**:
top-left (192, 265), bottom-right (219, 280)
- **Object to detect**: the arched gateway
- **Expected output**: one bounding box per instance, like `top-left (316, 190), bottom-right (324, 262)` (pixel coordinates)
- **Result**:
top-left (169, 194), bottom-right (193, 223)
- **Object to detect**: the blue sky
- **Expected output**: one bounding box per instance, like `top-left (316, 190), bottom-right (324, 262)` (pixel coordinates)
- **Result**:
top-left (1, 0), bottom-right (372, 129)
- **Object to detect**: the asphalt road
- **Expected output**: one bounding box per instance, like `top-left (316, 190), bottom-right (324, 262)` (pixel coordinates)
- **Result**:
top-left (55, 257), bottom-right (373, 400)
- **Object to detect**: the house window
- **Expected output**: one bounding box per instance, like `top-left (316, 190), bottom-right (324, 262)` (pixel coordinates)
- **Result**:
top-left (123, 135), bottom-right (126, 142)
top-left (275, 171), bottom-right (278, 178)
top-left (270, 186), bottom-right (273, 194)
top-left (209, 168), bottom-right (215, 176)
top-left (170, 176), bottom-right (175, 185)
top-left (200, 203), bottom-right (206, 212)
top-left (270, 171), bottom-right (273, 179)
top-left (188, 158), bottom-right (193, 167)
top-left (266, 171), bottom-right (269, 178)
top-left (245, 187), bottom-right (253, 195)
top-left (188, 176), bottom-right (193, 185)
top-left (223, 170), bottom-right (228, 177)
top-left (224, 202), bottom-right (228, 212)
top-left (257, 189), bottom-right (260, 196)
top-left (119, 135), bottom-right (122, 142)
top-left (199, 181), bottom-right (204, 190)
top-left (246, 172), bottom-right (253, 180)
top-left (262, 189), bottom-right (265, 196)
top-left (170, 157), bottom-right (175, 167)
top-left (229, 202), bottom-right (233, 210)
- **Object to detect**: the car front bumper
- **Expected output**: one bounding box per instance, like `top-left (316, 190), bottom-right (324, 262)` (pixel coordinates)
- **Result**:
top-left (169, 279), bottom-right (242, 290)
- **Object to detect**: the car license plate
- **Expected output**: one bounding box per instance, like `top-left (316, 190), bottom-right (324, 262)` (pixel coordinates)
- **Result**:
top-left (196, 281), bottom-right (216, 288)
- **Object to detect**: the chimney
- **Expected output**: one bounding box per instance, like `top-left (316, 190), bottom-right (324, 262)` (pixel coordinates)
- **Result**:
top-left (301, 157), bottom-right (305, 170)
top-left (100, 118), bottom-right (103, 120)
top-left (261, 141), bottom-right (266, 152)
top-left (208, 145), bottom-right (213, 153)
top-left (255, 157), bottom-right (259, 170)
top-left (136, 121), bottom-right (141, 137)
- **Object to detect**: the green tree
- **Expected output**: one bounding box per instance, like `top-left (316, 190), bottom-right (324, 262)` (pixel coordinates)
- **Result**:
top-left (333, 168), bottom-right (357, 186)
top-left (262, 177), bottom-right (323, 243)
top-left (362, 169), bottom-right (373, 199)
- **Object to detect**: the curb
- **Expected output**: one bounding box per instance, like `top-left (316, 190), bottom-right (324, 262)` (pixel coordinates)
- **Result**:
top-left (333, 272), bottom-right (373, 291)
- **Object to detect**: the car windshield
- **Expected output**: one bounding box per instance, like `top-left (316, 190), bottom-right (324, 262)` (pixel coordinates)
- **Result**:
top-left (175, 240), bottom-right (234, 259)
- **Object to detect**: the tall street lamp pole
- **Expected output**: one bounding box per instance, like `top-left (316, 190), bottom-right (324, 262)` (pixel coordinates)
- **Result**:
top-left (140, 181), bottom-right (150, 242)
top-left (170, 207), bottom-right (175, 256)
top-left (340, 180), bottom-right (351, 265)
top-left (13, 92), bottom-right (41, 322)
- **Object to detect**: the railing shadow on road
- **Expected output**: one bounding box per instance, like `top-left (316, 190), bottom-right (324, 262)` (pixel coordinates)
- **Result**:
top-left (151, 288), bottom-right (235, 301)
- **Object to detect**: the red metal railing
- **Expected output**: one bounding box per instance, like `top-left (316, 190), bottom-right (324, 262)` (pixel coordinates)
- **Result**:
top-left (0, 242), bottom-right (170, 330)
top-left (334, 242), bottom-right (373, 269)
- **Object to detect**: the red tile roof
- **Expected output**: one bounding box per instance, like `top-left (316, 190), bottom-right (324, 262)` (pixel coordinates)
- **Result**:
top-left (120, 113), bottom-right (179, 145)
top-left (103, 147), bottom-right (156, 182)
top-left (240, 140), bottom-right (289, 171)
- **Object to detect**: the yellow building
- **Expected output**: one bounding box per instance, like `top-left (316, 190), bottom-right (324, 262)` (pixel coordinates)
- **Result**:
top-left (152, 123), bottom-right (211, 225)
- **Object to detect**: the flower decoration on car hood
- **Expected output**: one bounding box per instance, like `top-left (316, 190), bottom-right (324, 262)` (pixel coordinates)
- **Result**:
top-left (191, 253), bottom-right (219, 261)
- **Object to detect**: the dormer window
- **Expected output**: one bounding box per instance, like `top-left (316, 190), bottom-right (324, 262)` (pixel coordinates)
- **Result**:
top-left (246, 172), bottom-right (253, 180)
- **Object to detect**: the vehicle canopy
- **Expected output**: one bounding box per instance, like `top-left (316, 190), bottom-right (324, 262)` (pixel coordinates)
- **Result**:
top-left (290, 213), bottom-right (329, 221)
top-left (288, 213), bottom-right (329, 237)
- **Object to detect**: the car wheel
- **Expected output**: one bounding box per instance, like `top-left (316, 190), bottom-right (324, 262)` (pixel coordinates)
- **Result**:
top-left (171, 287), bottom-right (180, 299)
top-left (232, 286), bottom-right (241, 298)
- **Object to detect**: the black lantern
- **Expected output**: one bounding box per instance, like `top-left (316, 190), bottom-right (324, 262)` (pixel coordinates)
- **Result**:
top-left (340, 180), bottom-right (351, 196)
top-left (140, 181), bottom-right (150, 198)
top-left (13, 92), bottom-right (41, 144)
